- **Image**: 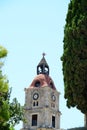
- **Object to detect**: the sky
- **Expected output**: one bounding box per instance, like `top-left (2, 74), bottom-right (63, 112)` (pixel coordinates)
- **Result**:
top-left (0, 0), bottom-right (84, 130)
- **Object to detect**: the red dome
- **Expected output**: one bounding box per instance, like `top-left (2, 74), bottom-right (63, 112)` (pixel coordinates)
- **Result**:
top-left (29, 74), bottom-right (56, 90)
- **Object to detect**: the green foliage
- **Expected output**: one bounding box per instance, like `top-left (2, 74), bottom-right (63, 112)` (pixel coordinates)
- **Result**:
top-left (0, 45), bottom-right (8, 58)
top-left (9, 98), bottom-right (23, 126)
top-left (0, 45), bottom-right (8, 67)
top-left (0, 45), bottom-right (23, 130)
top-left (0, 46), bottom-right (9, 125)
top-left (61, 0), bottom-right (87, 114)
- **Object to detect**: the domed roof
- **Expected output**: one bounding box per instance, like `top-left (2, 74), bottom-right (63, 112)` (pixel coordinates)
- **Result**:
top-left (29, 74), bottom-right (56, 90)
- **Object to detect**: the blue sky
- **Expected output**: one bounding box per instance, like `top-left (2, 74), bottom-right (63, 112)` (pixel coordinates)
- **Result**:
top-left (0, 0), bottom-right (84, 130)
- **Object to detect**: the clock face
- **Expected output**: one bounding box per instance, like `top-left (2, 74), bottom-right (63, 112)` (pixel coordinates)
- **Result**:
top-left (33, 93), bottom-right (39, 100)
top-left (52, 95), bottom-right (56, 101)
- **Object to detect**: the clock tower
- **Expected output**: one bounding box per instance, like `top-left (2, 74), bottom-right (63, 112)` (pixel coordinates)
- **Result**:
top-left (21, 54), bottom-right (61, 130)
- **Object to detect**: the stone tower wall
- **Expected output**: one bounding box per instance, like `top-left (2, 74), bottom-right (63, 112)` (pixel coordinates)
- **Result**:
top-left (21, 86), bottom-right (61, 130)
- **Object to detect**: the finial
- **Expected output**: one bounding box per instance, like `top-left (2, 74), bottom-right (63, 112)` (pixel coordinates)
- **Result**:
top-left (42, 52), bottom-right (46, 57)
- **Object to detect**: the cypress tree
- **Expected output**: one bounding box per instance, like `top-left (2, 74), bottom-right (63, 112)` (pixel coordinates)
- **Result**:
top-left (61, 0), bottom-right (87, 126)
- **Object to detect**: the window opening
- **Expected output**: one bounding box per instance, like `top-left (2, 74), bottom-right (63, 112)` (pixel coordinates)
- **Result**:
top-left (35, 81), bottom-right (40, 87)
top-left (50, 82), bottom-right (54, 89)
top-left (33, 102), bottom-right (35, 106)
top-left (51, 103), bottom-right (55, 108)
top-left (33, 101), bottom-right (38, 107)
top-left (36, 101), bottom-right (38, 106)
top-left (32, 115), bottom-right (37, 126)
top-left (52, 116), bottom-right (55, 128)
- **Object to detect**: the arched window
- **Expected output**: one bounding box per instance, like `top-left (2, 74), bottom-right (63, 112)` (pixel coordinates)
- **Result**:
top-left (33, 101), bottom-right (39, 107)
top-left (33, 102), bottom-right (35, 106)
top-left (36, 101), bottom-right (38, 106)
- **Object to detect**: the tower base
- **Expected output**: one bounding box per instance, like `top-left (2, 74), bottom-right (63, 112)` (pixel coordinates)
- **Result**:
top-left (20, 128), bottom-right (64, 130)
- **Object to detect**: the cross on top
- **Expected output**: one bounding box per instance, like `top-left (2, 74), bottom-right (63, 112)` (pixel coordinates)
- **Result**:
top-left (42, 52), bottom-right (46, 57)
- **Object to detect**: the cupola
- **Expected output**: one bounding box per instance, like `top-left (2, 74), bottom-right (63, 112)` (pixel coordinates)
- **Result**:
top-left (29, 53), bottom-right (56, 90)
top-left (37, 53), bottom-right (49, 75)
